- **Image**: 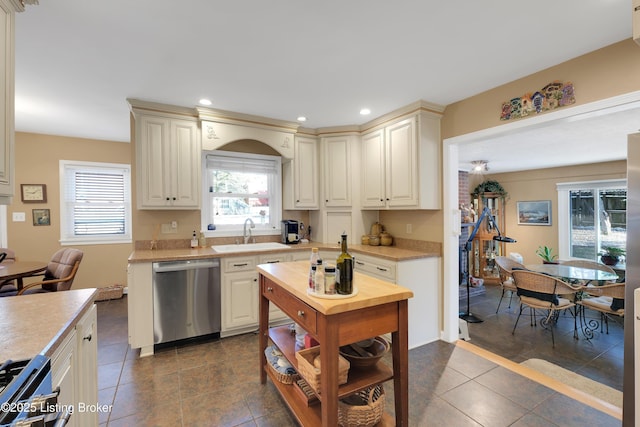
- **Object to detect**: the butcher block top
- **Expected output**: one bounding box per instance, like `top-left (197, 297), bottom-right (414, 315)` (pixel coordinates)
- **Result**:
top-left (257, 260), bottom-right (413, 315)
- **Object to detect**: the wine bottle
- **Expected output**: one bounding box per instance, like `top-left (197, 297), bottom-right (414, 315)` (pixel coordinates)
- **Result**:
top-left (336, 233), bottom-right (353, 294)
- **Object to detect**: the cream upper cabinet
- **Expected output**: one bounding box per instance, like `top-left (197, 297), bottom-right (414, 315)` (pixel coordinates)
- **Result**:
top-left (361, 128), bottom-right (386, 208)
top-left (386, 117), bottom-right (418, 207)
top-left (0, 0), bottom-right (15, 203)
top-left (283, 135), bottom-right (319, 210)
top-left (135, 114), bottom-right (201, 209)
top-left (361, 112), bottom-right (441, 210)
top-left (322, 135), bottom-right (352, 207)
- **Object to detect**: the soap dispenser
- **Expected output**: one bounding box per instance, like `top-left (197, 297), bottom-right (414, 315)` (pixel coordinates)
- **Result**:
top-left (198, 231), bottom-right (206, 248)
top-left (190, 231), bottom-right (198, 248)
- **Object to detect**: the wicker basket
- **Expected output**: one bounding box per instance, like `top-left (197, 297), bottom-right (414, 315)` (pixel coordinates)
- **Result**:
top-left (338, 385), bottom-right (385, 427)
top-left (266, 360), bottom-right (300, 384)
top-left (265, 346), bottom-right (299, 384)
top-left (95, 284), bottom-right (124, 301)
top-left (295, 346), bottom-right (350, 393)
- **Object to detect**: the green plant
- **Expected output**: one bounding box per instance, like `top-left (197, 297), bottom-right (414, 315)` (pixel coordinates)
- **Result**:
top-left (471, 180), bottom-right (508, 199)
top-left (600, 246), bottom-right (625, 257)
top-left (536, 245), bottom-right (558, 262)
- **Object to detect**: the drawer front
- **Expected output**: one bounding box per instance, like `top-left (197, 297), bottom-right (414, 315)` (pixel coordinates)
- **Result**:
top-left (354, 254), bottom-right (396, 282)
top-left (262, 280), bottom-right (317, 334)
top-left (223, 256), bottom-right (257, 273)
top-left (258, 253), bottom-right (288, 265)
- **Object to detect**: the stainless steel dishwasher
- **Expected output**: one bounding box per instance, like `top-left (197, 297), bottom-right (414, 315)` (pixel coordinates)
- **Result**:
top-left (152, 259), bottom-right (221, 345)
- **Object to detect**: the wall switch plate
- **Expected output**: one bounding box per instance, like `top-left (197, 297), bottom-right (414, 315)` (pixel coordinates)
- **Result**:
top-left (12, 212), bottom-right (25, 222)
top-left (406, 224), bottom-right (412, 234)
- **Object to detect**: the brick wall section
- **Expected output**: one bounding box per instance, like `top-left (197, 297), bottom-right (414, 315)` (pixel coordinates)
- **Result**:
top-left (458, 170), bottom-right (470, 207)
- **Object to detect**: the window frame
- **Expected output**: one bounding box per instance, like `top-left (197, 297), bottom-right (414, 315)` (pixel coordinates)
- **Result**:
top-left (201, 150), bottom-right (282, 237)
top-left (59, 160), bottom-right (132, 245)
top-left (557, 178), bottom-right (626, 260)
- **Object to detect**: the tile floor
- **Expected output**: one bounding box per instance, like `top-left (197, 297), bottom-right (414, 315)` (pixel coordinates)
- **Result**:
top-left (462, 283), bottom-right (624, 392)
top-left (96, 293), bottom-right (622, 426)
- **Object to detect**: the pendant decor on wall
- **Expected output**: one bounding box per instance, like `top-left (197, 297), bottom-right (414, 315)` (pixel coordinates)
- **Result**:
top-left (500, 81), bottom-right (575, 121)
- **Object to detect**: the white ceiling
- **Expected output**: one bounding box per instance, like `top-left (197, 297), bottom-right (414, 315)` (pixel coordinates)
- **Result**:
top-left (13, 0), bottom-right (636, 173)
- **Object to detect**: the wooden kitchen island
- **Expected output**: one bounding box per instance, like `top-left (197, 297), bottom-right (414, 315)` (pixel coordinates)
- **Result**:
top-left (258, 261), bottom-right (413, 427)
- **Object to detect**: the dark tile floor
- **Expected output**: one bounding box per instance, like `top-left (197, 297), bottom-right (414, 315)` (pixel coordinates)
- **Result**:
top-left (462, 283), bottom-right (624, 391)
top-left (96, 294), bottom-right (621, 426)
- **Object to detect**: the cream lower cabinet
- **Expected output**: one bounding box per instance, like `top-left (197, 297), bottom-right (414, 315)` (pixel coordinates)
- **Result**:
top-left (221, 256), bottom-right (260, 337)
top-left (353, 253), bottom-right (441, 349)
top-left (51, 304), bottom-right (98, 427)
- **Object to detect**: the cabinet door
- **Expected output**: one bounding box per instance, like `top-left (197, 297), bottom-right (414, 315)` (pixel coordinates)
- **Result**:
top-left (222, 271), bottom-right (259, 331)
top-left (322, 136), bottom-right (351, 207)
top-left (361, 129), bottom-right (386, 208)
top-left (294, 136), bottom-right (319, 209)
top-left (0, 2), bottom-right (13, 200)
top-left (386, 117), bottom-right (418, 207)
top-left (168, 119), bottom-right (200, 208)
top-left (51, 331), bottom-right (77, 427)
top-left (75, 305), bottom-right (98, 427)
top-left (137, 115), bottom-right (170, 207)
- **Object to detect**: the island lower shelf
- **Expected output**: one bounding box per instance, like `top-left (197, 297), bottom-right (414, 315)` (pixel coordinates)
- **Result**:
top-left (268, 325), bottom-right (394, 401)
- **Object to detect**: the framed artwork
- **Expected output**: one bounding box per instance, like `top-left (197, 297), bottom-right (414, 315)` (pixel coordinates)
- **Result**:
top-left (21, 184), bottom-right (47, 203)
top-left (517, 200), bottom-right (551, 226)
top-left (32, 208), bottom-right (51, 226)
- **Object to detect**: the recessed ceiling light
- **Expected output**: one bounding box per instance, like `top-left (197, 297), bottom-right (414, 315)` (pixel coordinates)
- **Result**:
top-left (297, 116), bottom-right (307, 122)
top-left (360, 108), bottom-right (371, 116)
top-left (199, 99), bottom-right (212, 106)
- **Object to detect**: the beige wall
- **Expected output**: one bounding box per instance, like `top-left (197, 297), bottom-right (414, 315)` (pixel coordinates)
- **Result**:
top-left (8, 132), bottom-right (133, 290)
top-left (441, 39), bottom-right (640, 139)
top-left (469, 160), bottom-right (626, 264)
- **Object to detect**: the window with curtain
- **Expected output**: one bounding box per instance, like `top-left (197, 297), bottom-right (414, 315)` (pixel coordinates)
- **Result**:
top-left (60, 160), bottom-right (132, 245)
top-left (557, 179), bottom-right (626, 261)
top-left (202, 151), bottom-right (281, 234)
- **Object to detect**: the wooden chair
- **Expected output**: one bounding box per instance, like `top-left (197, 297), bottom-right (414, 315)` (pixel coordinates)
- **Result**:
top-left (16, 248), bottom-right (83, 295)
top-left (511, 270), bottom-right (582, 347)
top-left (577, 282), bottom-right (625, 338)
top-left (494, 256), bottom-right (526, 313)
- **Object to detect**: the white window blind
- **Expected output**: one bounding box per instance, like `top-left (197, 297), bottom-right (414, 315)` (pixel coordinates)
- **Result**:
top-left (60, 161), bottom-right (132, 245)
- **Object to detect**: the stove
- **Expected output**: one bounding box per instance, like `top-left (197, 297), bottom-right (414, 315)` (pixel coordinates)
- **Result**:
top-left (0, 355), bottom-right (70, 427)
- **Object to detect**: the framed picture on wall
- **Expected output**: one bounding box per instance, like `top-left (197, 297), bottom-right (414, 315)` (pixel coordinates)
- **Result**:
top-left (32, 209), bottom-right (51, 226)
top-left (517, 200), bottom-right (551, 226)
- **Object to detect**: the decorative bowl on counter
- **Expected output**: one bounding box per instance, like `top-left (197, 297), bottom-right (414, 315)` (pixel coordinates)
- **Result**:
top-left (361, 235), bottom-right (370, 245)
top-left (380, 232), bottom-right (392, 246)
top-left (368, 235), bottom-right (380, 246)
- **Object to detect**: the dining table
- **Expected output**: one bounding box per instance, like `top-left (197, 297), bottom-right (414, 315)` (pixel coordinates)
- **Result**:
top-left (0, 261), bottom-right (48, 290)
top-left (525, 263), bottom-right (618, 284)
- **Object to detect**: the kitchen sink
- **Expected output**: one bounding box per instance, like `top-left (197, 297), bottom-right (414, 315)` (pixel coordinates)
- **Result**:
top-left (211, 242), bottom-right (290, 253)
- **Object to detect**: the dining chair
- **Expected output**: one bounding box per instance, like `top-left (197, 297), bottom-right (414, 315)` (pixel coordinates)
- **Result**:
top-left (0, 248), bottom-right (17, 293)
top-left (494, 256), bottom-right (526, 313)
top-left (15, 248), bottom-right (83, 295)
top-left (577, 282), bottom-right (625, 338)
top-left (511, 270), bottom-right (582, 347)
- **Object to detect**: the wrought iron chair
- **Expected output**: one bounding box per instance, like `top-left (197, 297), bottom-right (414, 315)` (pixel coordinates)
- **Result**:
top-left (494, 256), bottom-right (526, 313)
top-left (511, 270), bottom-right (581, 347)
top-left (577, 282), bottom-right (625, 339)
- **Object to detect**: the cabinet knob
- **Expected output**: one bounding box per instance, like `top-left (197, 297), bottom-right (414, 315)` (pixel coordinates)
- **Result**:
top-left (83, 334), bottom-right (92, 342)
top-left (267, 287), bottom-right (273, 292)
top-left (380, 199), bottom-right (384, 201)
top-left (386, 198), bottom-right (390, 201)
top-left (296, 199), bottom-right (300, 202)
top-left (297, 310), bottom-right (305, 317)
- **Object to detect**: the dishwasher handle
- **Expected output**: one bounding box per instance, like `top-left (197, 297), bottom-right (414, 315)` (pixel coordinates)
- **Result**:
top-left (153, 260), bottom-right (219, 273)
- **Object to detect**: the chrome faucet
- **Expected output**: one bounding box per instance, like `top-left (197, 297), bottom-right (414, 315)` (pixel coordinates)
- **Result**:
top-left (243, 218), bottom-right (255, 244)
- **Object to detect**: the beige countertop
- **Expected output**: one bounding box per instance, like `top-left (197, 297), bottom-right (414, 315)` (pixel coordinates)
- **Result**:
top-left (128, 241), bottom-right (440, 264)
top-left (0, 288), bottom-right (97, 362)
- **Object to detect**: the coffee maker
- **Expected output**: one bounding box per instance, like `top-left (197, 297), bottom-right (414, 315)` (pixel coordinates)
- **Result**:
top-left (281, 220), bottom-right (300, 244)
